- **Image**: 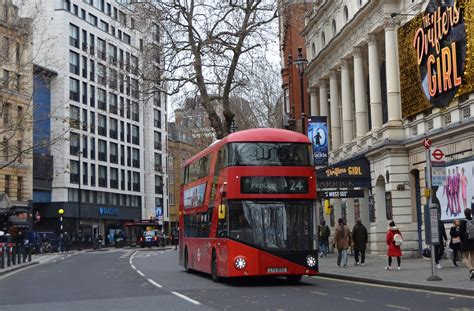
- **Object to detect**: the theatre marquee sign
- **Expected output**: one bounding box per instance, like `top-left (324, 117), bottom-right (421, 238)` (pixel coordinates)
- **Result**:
top-left (399, 0), bottom-right (474, 117)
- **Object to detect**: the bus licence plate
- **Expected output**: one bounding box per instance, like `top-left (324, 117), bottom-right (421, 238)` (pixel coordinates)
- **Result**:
top-left (267, 267), bottom-right (288, 273)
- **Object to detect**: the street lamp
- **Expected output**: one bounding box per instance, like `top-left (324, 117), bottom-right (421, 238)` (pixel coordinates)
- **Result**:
top-left (58, 208), bottom-right (64, 238)
top-left (294, 47), bottom-right (308, 135)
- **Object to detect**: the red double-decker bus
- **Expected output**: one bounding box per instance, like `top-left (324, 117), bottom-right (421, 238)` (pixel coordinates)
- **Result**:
top-left (179, 128), bottom-right (318, 282)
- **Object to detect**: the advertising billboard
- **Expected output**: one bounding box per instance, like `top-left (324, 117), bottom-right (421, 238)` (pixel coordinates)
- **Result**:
top-left (433, 159), bottom-right (473, 222)
top-left (183, 183), bottom-right (206, 209)
top-left (307, 116), bottom-right (328, 166)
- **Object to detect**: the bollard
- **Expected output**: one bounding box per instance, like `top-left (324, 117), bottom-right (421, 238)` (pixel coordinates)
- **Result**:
top-left (28, 245), bottom-right (32, 262)
top-left (1, 246), bottom-right (4, 269)
top-left (22, 246), bottom-right (27, 263)
top-left (11, 246), bottom-right (16, 265)
top-left (7, 246), bottom-right (11, 267)
top-left (17, 245), bottom-right (21, 264)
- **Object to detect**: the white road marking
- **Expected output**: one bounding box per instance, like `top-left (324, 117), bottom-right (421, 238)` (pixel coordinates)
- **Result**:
top-left (131, 265), bottom-right (136, 270)
top-left (316, 277), bottom-right (474, 299)
top-left (311, 291), bottom-right (328, 296)
top-left (386, 304), bottom-right (410, 310)
top-left (344, 297), bottom-right (365, 303)
top-left (147, 279), bottom-right (163, 288)
top-left (136, 270), bottom-right (145, 277)
top-left (171, 291), bottom-right (201, 305)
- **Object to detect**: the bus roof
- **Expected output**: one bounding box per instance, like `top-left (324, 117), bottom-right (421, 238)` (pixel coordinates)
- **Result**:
top-left (185, 128), bottom-right (311, 166)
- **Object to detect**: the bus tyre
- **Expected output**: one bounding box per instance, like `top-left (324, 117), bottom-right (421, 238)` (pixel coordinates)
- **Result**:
top-left (286, 275), bottom-right (303, 283)
top-left (211, 251), bottom-right (220, 283)
top-left (184, 248), bottom-right (190, 272)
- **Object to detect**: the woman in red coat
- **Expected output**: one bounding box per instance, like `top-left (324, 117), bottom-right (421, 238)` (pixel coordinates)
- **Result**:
top-left (386, 221), bottom-right (403, 270)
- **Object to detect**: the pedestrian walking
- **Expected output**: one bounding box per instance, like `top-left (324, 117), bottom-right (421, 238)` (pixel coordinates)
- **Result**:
top-left (63, 232), bottom-right (70, 252)
top-left (172, 227), bottom-right (179, 250)
top-left (334, 218), bottom-right (351, 268)
top-left (352, 219), bottom-right (368, 266)
top-left (459, 208), bottom-right (474, 280)
top-left (318, 220), bottom-right (330, 257)
top-left (449, 219), bottom-right (462, 266)
top-left (435, 213), bottom-right (448, 269)
top-left (386, 221), bottom-right (403, 270)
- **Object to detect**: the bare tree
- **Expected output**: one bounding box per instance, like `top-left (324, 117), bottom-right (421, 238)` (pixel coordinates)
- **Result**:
top-left (132, 0), bottom-right (278, 139)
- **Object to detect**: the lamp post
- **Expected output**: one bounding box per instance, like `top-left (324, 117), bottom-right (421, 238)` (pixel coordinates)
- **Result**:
top-left (58, 208), bottom-right (64, 242)
top-left (294, 47), bottom-right (308, 135)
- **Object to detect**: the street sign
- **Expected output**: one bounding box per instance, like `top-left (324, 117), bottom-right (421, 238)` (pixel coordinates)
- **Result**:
top-left (423, 138), bottom-right (432, 149)
top-left (432, 166), bottom-right (446, 186)
top-left (430, 147), bottom-right (447, 163)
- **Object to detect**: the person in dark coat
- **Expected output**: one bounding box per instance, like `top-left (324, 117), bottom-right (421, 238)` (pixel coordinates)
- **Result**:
top-left (459, 208), bottom-right (474, 280)
top-left (435, 213), bottom-right (448, 269)
top-left (449, 219), bottom-right (462, 266)
top-left (352, 219), bottom-right (368, 266)
top-left (318, 220), bottom-right (330, 257)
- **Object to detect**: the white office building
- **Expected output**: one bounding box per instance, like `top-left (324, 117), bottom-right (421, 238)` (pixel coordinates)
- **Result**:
top-left (20, 0), bottom-right (168, 241)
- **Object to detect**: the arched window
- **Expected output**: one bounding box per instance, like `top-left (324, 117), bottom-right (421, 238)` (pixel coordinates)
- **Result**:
top-left (321, 31), bottom-right (326, 46)
top-left (331, 19), bottom-right (337, 36)
top-left (358, 0), bottom-right (363, 7)
top-left (343, 6), bottom-right (349, 22)
top-left (311, 42), bottom-right (316, 57)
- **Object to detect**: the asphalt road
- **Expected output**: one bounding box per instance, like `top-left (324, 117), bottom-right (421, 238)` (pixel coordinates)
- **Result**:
top-left (1, 248), bottom-right (473, 311)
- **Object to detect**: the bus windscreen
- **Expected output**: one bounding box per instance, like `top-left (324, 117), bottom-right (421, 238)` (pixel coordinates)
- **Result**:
top-left (228, 200), bottom-right (313, 251)
top-left (229, 143), bottom-right (313, 166)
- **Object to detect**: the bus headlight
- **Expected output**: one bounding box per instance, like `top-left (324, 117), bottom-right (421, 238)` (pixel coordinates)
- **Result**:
top-left (234, 257), bottom-right (247, 270)
top-left (306, 255), bottom-right (316, 268)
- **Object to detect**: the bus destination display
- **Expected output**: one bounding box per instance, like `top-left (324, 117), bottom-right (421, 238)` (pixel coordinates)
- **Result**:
top-left (241, 176), bottom-right (308, 194)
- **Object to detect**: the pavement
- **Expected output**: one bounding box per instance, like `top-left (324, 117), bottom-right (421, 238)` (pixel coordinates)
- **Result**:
top-left (318, 252), bottom-right (474, 295)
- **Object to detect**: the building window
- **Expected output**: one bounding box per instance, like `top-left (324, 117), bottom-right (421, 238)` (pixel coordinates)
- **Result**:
top-left (321, 31), bottom-right (326, 46)
top-left (69, 78), bottom-right (80, 102)
top-left (133, 172), bottom-right (140, 192)
top-left (131, 78), bottom-right (139, 99)
top-left (108, 44), bottom-right (117, 65)
top-left (69, 24), bottom-right (79, 48)
top-left (123, 33), bottom-right (131, 45)
top-left (110, 167), bottom-right (118, 189)
top-left (4, 175), bottom-right (10, 196)
top-left (81, 29), bottom-right (88, 51)
top-left (17, 176), bottom-right (23, 201)
top-left (110, 118), bottom-right (118, 139)
top-left (155, 175), bottom-right (163, 194)
top-left (120, 169), bottom-right (125, 190)
top-left (120, 145), bottom-right (125, 165)
top-left (98, 114), bottom-right (107, 136)
top-left (154, 132), bottom-right (161, 150)
top-left (98, 63), bottom-right (106, 86)
top-left (82, 135), bottom-right (88, 158)
top-left (109, 68), bottom-right (117, 90)
top-left (110, 142), bottom-right (118, 163)
top-left (89, 59), bottom-right (95, 81)
top-left (98, 139), bottom-right (107, 161)
top-left (154, 109), bottom-right (161, 128)
top-left (99, 20), bottom-right (109, 32)
top-left (82, 56), bottom-right (88, 78)
top-left (70, 160), bottom-right (79, 184)
top-left (70, 132), bottom-right (80, 156)
top-left (331, 19), bottom-right (337, 36)
top-left (88, 13), bottom-right (98, 26)
top-left (90, 164), bottom-right (96, 186)
top-left (127, 146), bottom-right (131, 166)
top-left (155, 153), bottom-right (162, 172)
top-left (90, 111), bottom-right (95, 134)
top-left (69, 51), bottom-right (79, 75)
top-left (109, 93), bottom-right (117, 114)
top-left (99, 165), bottom-right (107, 187)
top-left (90, 137), bottom-right (95, 159)
top-left (98, 88), bottom-right (106, 110)
top-left (69, 105), bottom-right (80, 129)
top-left (127, 171), bottom-right (132, 191)
top-left (132, 148), bottom-right (139, 168)
top-left (131, 102), bottom-right (139, 122)
top-left (132, 125), bottom-right (139, 145)
top-left (154, 92), bottom-right (161, 107)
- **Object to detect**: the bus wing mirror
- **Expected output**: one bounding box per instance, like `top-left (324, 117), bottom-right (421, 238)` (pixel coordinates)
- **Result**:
top-left (218, 204), bottom-right (226, 220)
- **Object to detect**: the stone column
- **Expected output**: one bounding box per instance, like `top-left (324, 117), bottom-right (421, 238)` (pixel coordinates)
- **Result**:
top-left (368, 34), bottom-right (383, 130)
top-left (353, 47), bottom-right (368, 137)
top-left (329, 70), bottom-right (341, 149)
top-left (384, 21), bottom-right (402, 124)
top-left (340, 60), bottom-right (353, 144)
top-left (310, 87), bottom-right (319, 116)
top-left (319, 80), bottom-right (329, 117)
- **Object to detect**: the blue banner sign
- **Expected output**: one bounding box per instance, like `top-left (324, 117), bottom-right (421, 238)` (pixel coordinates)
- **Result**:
top-left (99, 207), bottom-right (119, 216)
top-left (308, 116), bottom-right (328, 166)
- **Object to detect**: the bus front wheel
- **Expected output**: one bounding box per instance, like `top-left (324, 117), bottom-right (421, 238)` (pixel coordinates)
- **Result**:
top-left (211, 251), bottom-right (220, 283)
top-left (286, 275), bottom-right (303, 283)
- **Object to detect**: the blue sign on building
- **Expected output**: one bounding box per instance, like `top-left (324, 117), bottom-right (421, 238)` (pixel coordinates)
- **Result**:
top-left (99, 207), bottom-right (119, 216)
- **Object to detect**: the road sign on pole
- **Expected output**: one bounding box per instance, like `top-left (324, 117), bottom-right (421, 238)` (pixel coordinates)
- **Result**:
top-left (423, 138), bottom-right (432, 149)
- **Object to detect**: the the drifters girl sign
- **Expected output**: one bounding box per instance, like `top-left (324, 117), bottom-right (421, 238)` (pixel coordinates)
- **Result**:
top-left (413, 0), bottom-right (466, 107)
top-left (399, 0), bottom-right (474, 117)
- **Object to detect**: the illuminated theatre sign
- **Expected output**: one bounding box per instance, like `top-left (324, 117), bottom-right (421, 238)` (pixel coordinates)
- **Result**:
top-left (399, 0), bottom-right (474, 117)
top-left (413, 0), bottom-right (466, 107)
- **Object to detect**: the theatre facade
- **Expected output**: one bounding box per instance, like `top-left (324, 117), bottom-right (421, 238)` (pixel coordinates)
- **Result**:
top-left (302, 0), bottom-right (474, 257)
